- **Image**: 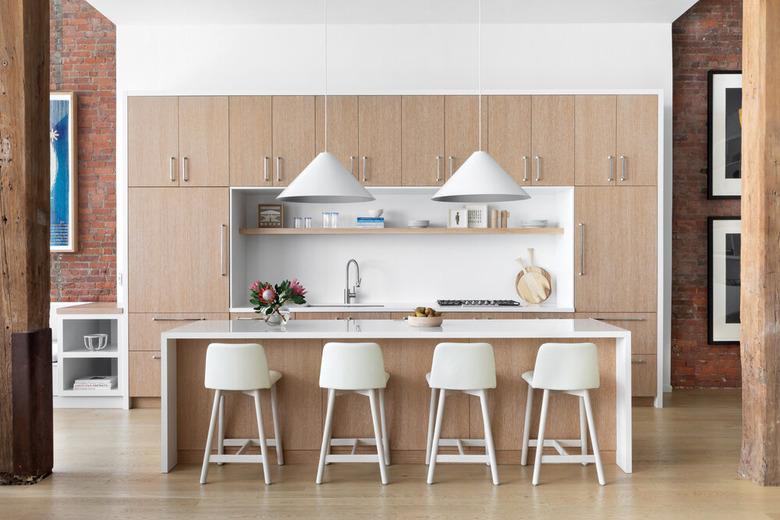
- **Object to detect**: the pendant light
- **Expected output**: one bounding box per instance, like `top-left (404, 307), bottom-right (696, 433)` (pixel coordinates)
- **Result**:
top-left (278, 0), bottom-right (374, 204)
top-left (432, 0), bottom-right (529, 203)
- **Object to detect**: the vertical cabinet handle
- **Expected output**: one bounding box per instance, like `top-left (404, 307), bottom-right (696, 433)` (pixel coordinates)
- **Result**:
top-left (263, 156), bottom-right (270, 182)
top-left (361, 156), bottom-right (368, 182)
top-left (436, 155), bottom-right (443, 182)
top-left (619, 155), bottom-right (627, 182)
top-left (350, 156), bottom-right (356, 176)
top-left (607, 155), bottom-right (614, 182)
top-left (534, 155), bottom-right (541, 182)
top-left (578, 223), bottom-right (585, 276)
top-left (275, 157), bottom-right (282, 182)
top-left (219, 224), bottom-right (227, 276)
top-left (522, 155), bottom-right (529, 182)
top-left (182, 156), bottom-right (189, 182)
top-left (448, 156), bottom-right (455, 177)
top-left (169, 156), bottom-right (176, 182)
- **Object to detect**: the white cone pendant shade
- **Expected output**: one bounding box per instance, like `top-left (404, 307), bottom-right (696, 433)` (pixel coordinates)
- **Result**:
top-left (277, 152), bottom-right (374, 203)
top-left (431, 151), bottom-right (530, 202)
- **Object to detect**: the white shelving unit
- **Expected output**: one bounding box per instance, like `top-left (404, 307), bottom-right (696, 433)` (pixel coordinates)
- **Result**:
top-left (54, 304), bottom-right (128, 409)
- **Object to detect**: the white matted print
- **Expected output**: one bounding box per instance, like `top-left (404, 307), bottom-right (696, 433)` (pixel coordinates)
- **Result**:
top-left (708, 71), bottom-right (742, 198)
top-left (708, 217), bottom-right (740, 344)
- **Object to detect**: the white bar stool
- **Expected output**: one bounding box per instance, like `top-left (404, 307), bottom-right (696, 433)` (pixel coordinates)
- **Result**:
top-left (316, 342), bottom-right (390, 485)
top-left (520, 342), bottom-right (605, 486)
top-left (425, 342), bottom-right (499, 485)
top-left (200, 343), bottom-right (284, 485)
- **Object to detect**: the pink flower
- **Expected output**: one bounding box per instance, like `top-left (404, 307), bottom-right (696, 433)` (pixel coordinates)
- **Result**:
top-left (290, 278), bottom-right (307, 297)
top-left (260, 284), bottom-right (277, 304)
top-left (249, 280), bottom-right (261, 293)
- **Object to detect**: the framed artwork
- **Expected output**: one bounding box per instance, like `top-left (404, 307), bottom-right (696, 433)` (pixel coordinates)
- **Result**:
top-left (708, 70), bottom-right (742, 199)
top-left (257, 204), bottom-right (284, 228)
top-left (50, 92), bottom-right (78, 252)
top-left (448, 208), bottom-right (468, 228)
top-left (708, 217), bottom-right (741, 344)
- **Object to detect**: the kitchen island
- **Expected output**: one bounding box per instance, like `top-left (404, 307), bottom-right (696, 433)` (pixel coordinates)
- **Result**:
top-left (160, 319), bottom-right (632, 473)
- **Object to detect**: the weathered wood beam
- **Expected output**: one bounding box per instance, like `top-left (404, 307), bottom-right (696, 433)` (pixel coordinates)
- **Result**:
top-left (739, 0), bottom-right (780, 486)
top-left (0, 0), bottom-right (52, 484)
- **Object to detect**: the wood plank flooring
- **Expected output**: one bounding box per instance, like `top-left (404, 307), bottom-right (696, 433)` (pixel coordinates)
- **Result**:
top-left (2, 390), bottom-right (779, 519)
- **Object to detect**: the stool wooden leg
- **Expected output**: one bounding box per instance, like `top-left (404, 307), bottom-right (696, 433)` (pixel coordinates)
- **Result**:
top-left (316, 388), bottom-right (336, 484)
top-left (270, 384), bottom-right (284, 466)
top-left (579, 396), bottom-right (588, 466)
top-left (379, 388), bottom-right (390, 466)
top-left (200, 389), bottom-right (221, 485)
top-left (369, 389), bottom-right (389, 485)
top-left (520, 385), bottom-right (534, 466)
top-left (217, 394), bottom-right (225, 466)
top-left (479, 390), bottom-right (500, 485)
top-left (253, 390), bottom-right (272, 485)
top-left (532, 389), bottom-right (550, 486)
top-left (583, 390), bottom-right (606, 486)
top-left (426, 389), bottom-right (446, 485)
top-left (425, 387), bottom-right (437, 465)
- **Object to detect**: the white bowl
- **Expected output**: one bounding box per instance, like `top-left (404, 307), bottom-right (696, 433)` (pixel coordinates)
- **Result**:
top-left (408, 219), bottom-right (430, 228)
top-left (367, 209), bottom-right (384, 218)
top-left (407, 315), bottom-right (444, 327)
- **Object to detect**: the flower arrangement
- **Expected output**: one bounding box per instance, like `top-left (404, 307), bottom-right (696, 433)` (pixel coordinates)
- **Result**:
top-left (249, 279), bottom-right (307, 324)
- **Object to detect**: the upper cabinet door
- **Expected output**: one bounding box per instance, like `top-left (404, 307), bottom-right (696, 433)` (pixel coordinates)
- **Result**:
top-left (487, 96), bottom-right (532, 185)
top-left (358, 96), bottom-right (402, 186)
top-left (178, 97), bottom-right (229, 186)
top-left (316, 95), bottom-right (359, 176)
top-left (531, 96), bottom-right (574, 186)
top-left (272, 96), bottom-right (316, 186)
top-left (574, 95), bottom-right (617, 186)
top-left (402, 96), bottom-right (445, 186)
top-left (616, 95), bottom-right (658, 186)
top-left (575, 186), bottom-right (657, 312)
top-left (229, 96), bottom-right (272, 187)
top-left (444, 96), bottom-right (487, 180)
top-left (128, 97), bottom-right (179, 187)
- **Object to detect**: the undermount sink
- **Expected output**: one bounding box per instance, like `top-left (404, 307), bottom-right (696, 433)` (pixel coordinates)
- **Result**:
top-left (305, 303), bottom-right (385, 308)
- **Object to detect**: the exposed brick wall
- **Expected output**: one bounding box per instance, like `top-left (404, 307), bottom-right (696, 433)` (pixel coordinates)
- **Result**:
top-left (49, 0), bottom-right (116, 302)
top-left (672, 0), bottom-right (742, 387)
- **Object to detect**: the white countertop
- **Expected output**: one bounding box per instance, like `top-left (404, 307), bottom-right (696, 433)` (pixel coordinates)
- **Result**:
top-left (162, 318), bottom-right (627, 340)
top-left (229, 303), bottom-right (575, 314)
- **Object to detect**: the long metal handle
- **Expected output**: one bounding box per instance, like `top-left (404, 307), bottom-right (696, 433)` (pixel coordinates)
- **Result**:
top-left (578, 223), bottom-right (585, 276)
top-left (276, 157), bottom-right (282, 182)
top-left (522, 155), bottom-right (529, 182)
top-left (361, 156), bottom-right (367, 182)
top-left (448, 156), bottom-right (454, 177)
top-left (350, 156), bottom-right (356, 176)
top-left (263, 156), bottom-right (270, 182)
top-left (169, 156), bottom-right (176, 182)
top-left (594, 317), bottom-right (647, 322)
top-left (534, 155), bottom-right (541, 182)
top-left (631, 358), bottom-right (647, 365)
top-left (619, 155), bottom-right (627, 182)
top-left (182, 156), bottom-right (189, 182)
top-left (152, 317), bottom-right (206, 322)
top-left (436, 155), bottom-right (443, 182)
top-left (152, 354), bottom-right (161, 360)
top-left (607, 155), bottom-right (614, 182)
top-left (219, 224), bottom-right (227, 276)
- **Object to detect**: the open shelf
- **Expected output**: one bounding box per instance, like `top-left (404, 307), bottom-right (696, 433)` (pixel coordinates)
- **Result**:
top-left (239, 226), bottom-right (564, 236)
top-left (60, 345), bottom-right (119, 358)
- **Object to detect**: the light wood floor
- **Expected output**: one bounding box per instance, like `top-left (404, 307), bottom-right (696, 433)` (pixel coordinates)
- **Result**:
top-left (2, 389), bottom-right (778, 519)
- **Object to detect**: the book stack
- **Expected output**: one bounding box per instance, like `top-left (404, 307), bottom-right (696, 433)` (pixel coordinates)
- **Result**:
top-left (355, 216), bottom-right (385, 228)
top-left (73, 375), bottom-right (117, 391)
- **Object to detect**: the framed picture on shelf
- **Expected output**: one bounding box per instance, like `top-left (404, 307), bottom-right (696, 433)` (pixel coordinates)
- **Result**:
top-left (708, 70), bottom-right (742, 199)
top-left (258, 204), bottom-right (284, 228)
top-left (708, 217), bottom-right (741, 344)
top-left (50, 92), bottom-right (78, 252)
top-left (448, 208), bottom-right (468, 228)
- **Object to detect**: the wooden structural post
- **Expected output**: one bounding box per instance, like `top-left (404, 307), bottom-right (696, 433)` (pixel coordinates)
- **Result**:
top-left (0, 0), bottom-right (53, 484)
top-left (739, 0), bottom-right (780, 486)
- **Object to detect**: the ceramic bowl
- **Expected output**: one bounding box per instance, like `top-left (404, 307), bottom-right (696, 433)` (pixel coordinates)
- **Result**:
top-left (407, 315), bottom-right (444, 327)
top-left (367, 209), bottom-right (384, 218)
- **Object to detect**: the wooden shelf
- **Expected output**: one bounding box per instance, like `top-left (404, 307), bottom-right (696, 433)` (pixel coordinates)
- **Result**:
top-left (239, 227), bottom-right (564, 236)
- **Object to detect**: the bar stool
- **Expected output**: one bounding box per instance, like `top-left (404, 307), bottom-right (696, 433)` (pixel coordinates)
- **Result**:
top-left (520, 342), bottom-right (605, 486)
top-left (316, 342), bottom-right (390, 485)
top-left (200, 343), bottom-right (284, 485)
top-left (425, 342), bottom-right (499, 485)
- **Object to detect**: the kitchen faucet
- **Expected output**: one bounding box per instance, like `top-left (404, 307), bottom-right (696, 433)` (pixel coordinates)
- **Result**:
top-left (344, 258), bottom-right (361, 304)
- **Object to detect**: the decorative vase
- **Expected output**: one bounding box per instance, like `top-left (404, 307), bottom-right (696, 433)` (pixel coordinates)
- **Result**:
top-left (264, 310), bottom-right (288, 326)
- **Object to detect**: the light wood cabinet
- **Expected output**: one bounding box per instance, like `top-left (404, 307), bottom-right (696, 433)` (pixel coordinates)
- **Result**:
top-left (358, 96), bottom-right (402, 186)
top-left (616, 95), bottom-right (658, 186)
top-left (487, 96), bottom-right (532, 185)
top-left (575, 187), bottom-right (657, 312)
top-left (128, 188), bottom-right (229, 313)
top-left (129, 313), bottom-right (229, 351)
top-left (272, 96), bottom-right (316, 186)
top-left (178, 97), bottom-right (229, 186)
top-left (575, 95), bottom-right (616, 186)
top-left (316, 95), bottom-right (359, 176)
top-left (402, 96), bottom-right (445, 186)
top-left (129, 351), bottom-right (161, 397)
top-left (444, 96), bottom-right (487, 180)
top-left (128, 97), bottom-right (179, 187)
top-left (631, 355), bottom-right (657, 397)
top-left (531, 95), bottom-right (574, 185)
top-left (229, 96), bottom-right (272, 187)
top-left (575, 313), bottom-right (656, 356)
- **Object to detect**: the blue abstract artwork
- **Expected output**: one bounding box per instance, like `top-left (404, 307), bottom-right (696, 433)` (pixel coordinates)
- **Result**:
top-left (50, 93), bottom-right (77, 251)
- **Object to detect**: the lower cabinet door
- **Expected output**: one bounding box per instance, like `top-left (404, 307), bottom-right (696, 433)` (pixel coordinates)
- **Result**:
top-left (129, 313), bottom-right (228, 350)
top-left (631, 354), bottom-right (657, 397)
top-left (129, 351), bottom-right (161, 397)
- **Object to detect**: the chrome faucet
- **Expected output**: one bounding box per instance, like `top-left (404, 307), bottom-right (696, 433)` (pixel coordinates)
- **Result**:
top-left (344, 259), bottom-right (361, 304)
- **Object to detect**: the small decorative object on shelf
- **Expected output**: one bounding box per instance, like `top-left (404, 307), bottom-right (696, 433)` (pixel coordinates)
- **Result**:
top-left (250, 279), bottom-right (307, 325)
top-left (83, 333), bottom-right (109, 351)
top-left (258, 204), bottom-right (284, 228)
top-left (466, 205), bottom-right (488, 228)
top-left (448, 208), bottom-right (468, 228)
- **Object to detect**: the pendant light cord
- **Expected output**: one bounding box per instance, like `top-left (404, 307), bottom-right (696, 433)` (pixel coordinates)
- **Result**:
top-left (477, 0), bottom-right (482, 151)
top-left (324, 0), bottom-right (328, 152)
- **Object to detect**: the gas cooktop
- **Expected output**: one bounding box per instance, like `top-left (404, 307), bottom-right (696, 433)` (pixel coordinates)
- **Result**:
top-left (437, 299), bottom-right (522, 307)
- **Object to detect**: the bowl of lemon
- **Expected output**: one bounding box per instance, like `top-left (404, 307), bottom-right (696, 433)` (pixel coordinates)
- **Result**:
top-left (407, 307), bottom-right (444, 327)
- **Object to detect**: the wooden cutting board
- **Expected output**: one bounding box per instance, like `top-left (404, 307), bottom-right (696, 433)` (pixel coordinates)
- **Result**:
top-left (515, 248), bottom-right (552, 304)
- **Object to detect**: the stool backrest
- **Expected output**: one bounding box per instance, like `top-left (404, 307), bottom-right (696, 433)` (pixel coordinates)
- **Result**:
top-left (319, 342), bottom-right (387, 390)
top-left (429, 342), bottom-right (496, 390)
top-left (204, 343), bottom-right (272, 391)
top-left (532, 342), bottom-right (600, 391)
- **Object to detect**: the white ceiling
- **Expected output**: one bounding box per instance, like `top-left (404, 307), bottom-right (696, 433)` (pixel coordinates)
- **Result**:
top-left (88, 0), bottom-right (698, 25)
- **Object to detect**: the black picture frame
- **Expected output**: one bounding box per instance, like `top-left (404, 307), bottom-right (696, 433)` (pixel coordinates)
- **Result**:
top-left (708, 216), bottom-right (741, 344)
top-left (707, 70), bottom-right (742, 200)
